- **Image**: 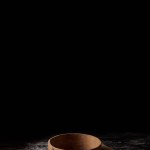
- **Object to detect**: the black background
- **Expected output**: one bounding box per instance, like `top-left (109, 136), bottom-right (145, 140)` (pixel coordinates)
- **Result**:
top-left (0, 2), bottom-right (149, 142)
top-left (1, 54), bottom-right (149, 142)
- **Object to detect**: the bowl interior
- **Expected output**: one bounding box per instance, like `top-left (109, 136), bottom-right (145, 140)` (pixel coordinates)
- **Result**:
top-left (50, 133), bottom-right (101, 150)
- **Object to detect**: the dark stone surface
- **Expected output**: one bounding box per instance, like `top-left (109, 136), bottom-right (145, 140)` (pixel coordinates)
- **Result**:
top-left (0, 133), bottom-right (150, 150)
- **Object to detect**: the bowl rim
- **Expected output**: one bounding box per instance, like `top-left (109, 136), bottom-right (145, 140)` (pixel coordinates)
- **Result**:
top-left (48, 133), bottom-right (102, 150)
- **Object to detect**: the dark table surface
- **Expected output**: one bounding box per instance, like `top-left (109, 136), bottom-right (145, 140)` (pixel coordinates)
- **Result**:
top-left (0, 133), bottom-right (150, 150)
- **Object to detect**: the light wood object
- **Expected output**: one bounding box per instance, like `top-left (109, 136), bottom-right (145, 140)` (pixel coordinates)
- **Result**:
top-left (48, 133), bottom-right (113, 150)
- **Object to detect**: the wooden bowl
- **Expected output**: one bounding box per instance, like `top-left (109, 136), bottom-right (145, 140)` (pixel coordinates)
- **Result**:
top-left (48, 133), bottom-right (113, 150)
